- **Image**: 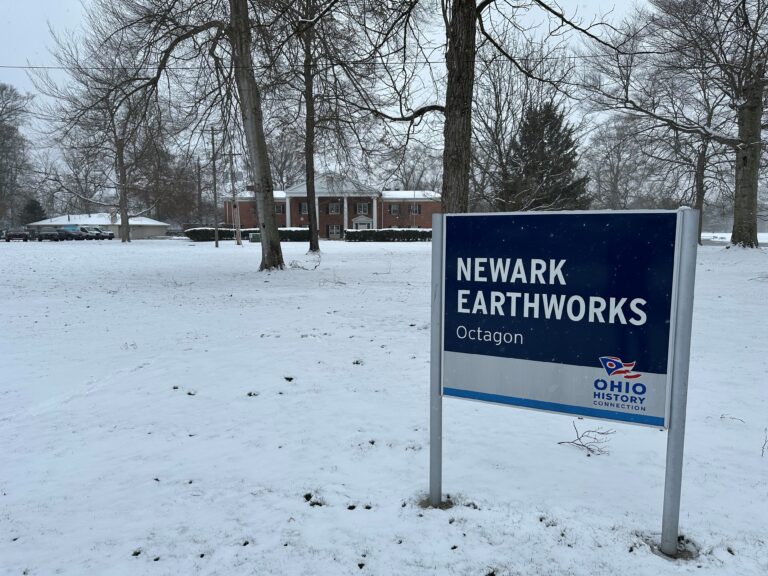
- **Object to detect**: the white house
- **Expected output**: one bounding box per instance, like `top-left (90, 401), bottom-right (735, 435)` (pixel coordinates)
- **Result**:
top-left (27, 213), bottom-right (170, 240)
top-left (283, 173), bottom-right (379, 231)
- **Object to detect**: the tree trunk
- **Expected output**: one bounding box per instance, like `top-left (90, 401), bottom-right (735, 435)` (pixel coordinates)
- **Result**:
top-left (499, 165), bottom-right (510, 211)
top-left (116, 137), bottom-right (130, 243)
top-left (228, 0), bottom-right (284, 269)
top-left (609, 159), bottom-right (621, 209)
top-left (441, 0), bottom-right (476, 214)
top-left (731, 92), bottom-right (761, 248)
top-left (693, 139), bottom-right (708, 245)
top-left (303, 4), bottom-right (320, 252)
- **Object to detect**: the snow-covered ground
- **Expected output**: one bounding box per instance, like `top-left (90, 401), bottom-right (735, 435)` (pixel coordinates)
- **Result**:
top-left (1, 238), bottom-right (766, 576)
top-left (701, 232), bottom-right (768, 244)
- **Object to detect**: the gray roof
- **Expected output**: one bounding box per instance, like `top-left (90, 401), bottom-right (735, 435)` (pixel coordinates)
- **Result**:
top-left (284, 173), bottom-right (377, 197)
top-left (28, 213), bottom-right (169, 227)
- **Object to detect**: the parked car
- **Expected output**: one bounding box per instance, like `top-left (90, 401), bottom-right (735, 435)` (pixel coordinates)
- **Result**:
top-left (58, 226), bottom-right (85, 240)
top-left (78, 226), bottom-right (98, 240)
top-left (38, 227), bottom-right (66, 241)
top-left (56, 228), bottom-right (74, 240)
top-left (5, 228), bottom-right (30, 242)
top-left (91, 226), bottom-right (114, 240)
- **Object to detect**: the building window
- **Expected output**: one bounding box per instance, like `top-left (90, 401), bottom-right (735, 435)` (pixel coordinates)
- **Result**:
top-left (274, 204), bottom-right (285, 214)
top-left (328, 202), bottom-right (340, 214)
top-left (356, 202), bottom-right (369, 215)
top-left (409, 203), bottom-right (422, 215)
top-left (327, 224), bottom-right (341, 239)
top-left (388, 204), bottom-right (400, 215)
top-left (300, 202), bottom-right (308, 214)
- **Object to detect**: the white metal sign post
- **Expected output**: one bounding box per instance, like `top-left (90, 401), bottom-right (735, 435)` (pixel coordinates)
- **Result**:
top-left (429, 209), bottom-right (698, 557)
top-left (661, 209), bottom-right (698, 555)
top-left (429, 215), bottom-right (444, 506)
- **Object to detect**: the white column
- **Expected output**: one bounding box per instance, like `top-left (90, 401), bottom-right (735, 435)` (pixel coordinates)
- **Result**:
top-left (286, 197), bottom-right (291, 227)
top-left (372, 196), bottom-right (378, 229)
top-left (343, 197), bottom-right (349, 233)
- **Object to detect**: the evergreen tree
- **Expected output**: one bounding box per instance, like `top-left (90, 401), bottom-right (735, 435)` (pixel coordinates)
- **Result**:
top-left (20, 198), bottom-right (47, 224)
top-left (510, 102), bottom-right (589, 211)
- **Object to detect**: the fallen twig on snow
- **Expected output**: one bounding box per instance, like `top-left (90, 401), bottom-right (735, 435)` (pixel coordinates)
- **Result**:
top-left (558, 421), bottom-right (615, 455)
top-left (289, 252), bottom-right (322, 271)
top-left (720, 413), bottom-right (746, 423)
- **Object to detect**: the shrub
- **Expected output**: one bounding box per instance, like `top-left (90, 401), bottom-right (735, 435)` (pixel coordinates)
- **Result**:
top-left (184, 227), bottom-right (310, 242)
top-left (344, 228), bottom-right (432, 242)
top-left (277, 228), bottom-right (311, 242)
top-left (184, 228), bottom-right (254, 242)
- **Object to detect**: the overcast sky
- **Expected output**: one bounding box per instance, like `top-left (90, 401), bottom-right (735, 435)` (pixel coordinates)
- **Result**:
top-left (0, 1), bottom-right (636, 95)
top-left (0, 0), bottom-right (84, 92)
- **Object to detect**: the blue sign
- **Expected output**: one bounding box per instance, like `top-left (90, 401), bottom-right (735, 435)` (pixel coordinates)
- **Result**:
top-left (440, 212), bottom-right (681, 427)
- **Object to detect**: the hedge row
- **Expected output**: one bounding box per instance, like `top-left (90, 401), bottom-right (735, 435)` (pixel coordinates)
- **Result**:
top-left (275, 228), bottom-right (310, 242)
top-left (184, 227), bottom-right (431, 242)
top-left (344, 228), bottom-right (432, 242)
top-left (184, 227), bottom-right (310, 242)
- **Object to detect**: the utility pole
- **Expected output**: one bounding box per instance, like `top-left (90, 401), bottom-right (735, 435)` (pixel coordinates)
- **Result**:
top-left (196, 157), bottom-right (202, 224)
top-left (228, 146), bottom-right (243, 246)
top-left (211, 127), bottom-right (219, 248)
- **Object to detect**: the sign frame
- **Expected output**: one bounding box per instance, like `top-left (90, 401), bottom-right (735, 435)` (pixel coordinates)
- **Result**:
top-left (429, 208), bottom-right (698, 558)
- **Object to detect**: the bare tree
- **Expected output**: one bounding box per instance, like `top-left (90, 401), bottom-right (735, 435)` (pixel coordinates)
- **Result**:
top-left (637, 121), bottom-right (734, 240)
top-left (471, 47), bottom-right (523, 211)
top-left (0, 125), bottom-right (31, 227)
top-left (583, 117), bottom-right (677, 210)
top-left (133, 141), bottom-right (200, 225)
top-left (226, 0), bottom-right (284, 265)
top-left (34, 13), bottom-right (176, 243)
top-left (386, 143), bottom-right (443, 190)
top-left (266, 129), bottom-right (305, 191)
top-left (256, 0), bottom-right (384, 250)
top-left (55, 133), bottom-right (112, 215)
top-left (355, 1), bottom-right (617, 215)
top-left (581, 0), bottom-right (768, 247)
top-left (0, 84), bottom-right (32, 126)
top-left (68, 0), bottom-right (286, 267)
top-left (471, 39), bottom-right (574, 211)
top-left (0, 84), bottom-right (33, 227)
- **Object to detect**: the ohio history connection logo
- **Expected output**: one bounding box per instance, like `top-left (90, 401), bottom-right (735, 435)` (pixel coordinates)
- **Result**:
top-left (599, 356), bottom-right (641, 379)
top-left (593, 356), bottom-right (648, 412)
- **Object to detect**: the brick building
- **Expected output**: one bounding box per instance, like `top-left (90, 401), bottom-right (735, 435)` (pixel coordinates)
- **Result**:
top-left (224, 191), bottom-right (287, 229)
top-left (223, 174), bottom-right (440, 239)
top-left (379, 190), bottom-right (441, 229)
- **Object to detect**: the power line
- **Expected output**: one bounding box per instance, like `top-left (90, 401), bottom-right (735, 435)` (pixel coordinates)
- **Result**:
top-left (0, 53), bottom-right (615, 74)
